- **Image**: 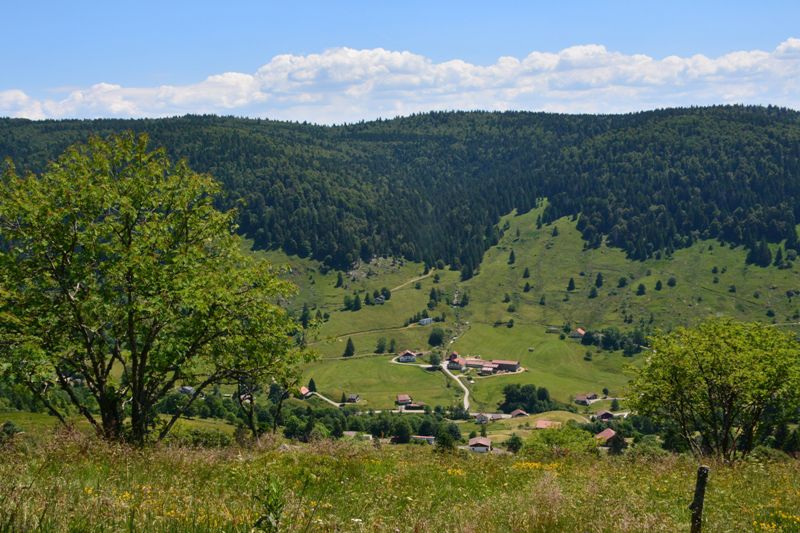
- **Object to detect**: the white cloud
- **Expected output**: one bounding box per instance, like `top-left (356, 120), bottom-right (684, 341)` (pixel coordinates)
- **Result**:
top-left (2, 39), bottom-right (800, 123)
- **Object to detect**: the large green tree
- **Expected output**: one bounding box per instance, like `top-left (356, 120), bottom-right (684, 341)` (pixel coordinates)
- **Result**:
top-left (0, 133), bottom-right (305, 444)
top-left (629, 319), bottom-right (800, 462)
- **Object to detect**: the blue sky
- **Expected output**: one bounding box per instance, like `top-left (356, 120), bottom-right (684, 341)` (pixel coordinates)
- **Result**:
top-left (2, 1), bottom-right (799, 122)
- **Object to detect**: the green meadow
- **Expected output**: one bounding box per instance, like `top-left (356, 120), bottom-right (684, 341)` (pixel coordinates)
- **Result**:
top-left (258, 205), bottom-right (800, 411)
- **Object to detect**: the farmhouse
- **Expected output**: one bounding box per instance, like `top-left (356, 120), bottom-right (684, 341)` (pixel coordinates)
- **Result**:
top-left (468, 436), bottom-right (492, 453)
top-left (509, 409), bottom-right (528, 418)
top-left (447, 357), bottom-right (466, 370)
top-left (574, 393), bottom-right (598, 405)
top-left (419, 317), bottom-right (434, 326)
top-left (346, 394), bottom-right (360, 403)
top-left (396, 394), bottom-right (412, 405)
top-left (299, 386), bottom-right (312, 399)
top-left (397, 350), bottom-right (419, 362)
top-left (595, 410), bottom-right (615, 421)
top-left (595, 428), bottom-right (617, 444)
top-left (569, 327), bottom-right (587, 339)
top-left (410, 435), bottom-right (435, 444)
top-left (492, 359), bottom-right (520, 372)
top-left (475, 413), bottom-right (491, 424)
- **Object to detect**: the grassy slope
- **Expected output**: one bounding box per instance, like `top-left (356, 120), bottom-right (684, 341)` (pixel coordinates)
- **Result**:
top-left (254, 206), bottom-right (800, 411)
top-left (2, 433), bottom-right (799, 532)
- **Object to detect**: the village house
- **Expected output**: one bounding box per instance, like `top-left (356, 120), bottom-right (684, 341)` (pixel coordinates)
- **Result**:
top-left (595, 427), bottom-right (617, 444)
top-left (492, 359), bottom-right (521, 372)
top-left (574, 392), bottom-right (599, 405)
top-left (509, 409), bottom-right (528, 418)
top-left (410, 435), bottom-right (436, 444)
top-left (447, 357), bottom-right (466, 370)
top-left (404, 402), bottom-right (426, 411)
top-left (569, 327), bottom-right (587, 339)
top-left (396, 393), bottom-right (412, 405)
top-left (468, 436), bottom-right (492, 453)
top-left (595, 410), bottom-right (615, 422)
top-left (418, 317), bottom-right (434, 326)
top-left (397, 350), bottom-right (419, 363)
top-left (475, 413), bottom-right (492, 424)
top-left (346, 393), bottom-right (360, 403)
top-left (299, 386), bottom-right (312, 399)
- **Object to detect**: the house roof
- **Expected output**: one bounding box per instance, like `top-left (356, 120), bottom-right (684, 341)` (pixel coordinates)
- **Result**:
top-left (469, 436), bottom-right (492, 447)
top-left (491, 359), bottom-right (520, 366)
top-left (449, 351), bottom-right (460, 360)
top-left (398, 350), bottom-right (417, 358)
top-left (396, 394), bottom-right (411, 402)
top-left (299, 386), bottom-right (310, 395)
top-left (596, 410), bottom-right (614, 418)
top-left (595, 428), bottom-right (617, 442)
top-left (576, 328), bottom-right (586, 335)
top-left (510, 409), bottom-right (528, 417)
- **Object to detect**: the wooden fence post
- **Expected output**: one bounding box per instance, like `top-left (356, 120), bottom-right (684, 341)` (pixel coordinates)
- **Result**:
top-left (689, 465), bottom-right (710, 533)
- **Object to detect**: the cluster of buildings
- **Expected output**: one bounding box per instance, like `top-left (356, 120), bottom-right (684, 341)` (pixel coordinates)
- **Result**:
top-left (446, 352), bottom-right (521, 375)
top-left (395, 393), bottom-right (426, 411)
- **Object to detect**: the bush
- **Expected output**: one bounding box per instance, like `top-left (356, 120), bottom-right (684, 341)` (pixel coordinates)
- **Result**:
top-left (523, 425), bottom-right (597, 459)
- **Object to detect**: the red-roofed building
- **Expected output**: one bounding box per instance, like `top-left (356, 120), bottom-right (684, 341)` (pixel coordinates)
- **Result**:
top-left (510, 409), bottom-right (528, 418)
top-left (468, 436), bottom-right (492, 452)
top-left (569, 328), bottom-right (587, 339)
top-left (491, 359), bottom-right (520, 372)
top-left (575, 393), bottom-right (598, 405)
top-left (447, 357), bottom-right (466, 370)
top-left (595, 428), bottom-right (617, 444)
top-left (396, 393), bottom-right (412, 405)
top-left (299, 386), bottom-right (312, 398)
top-left (595, 410), bottom-right (615, 421)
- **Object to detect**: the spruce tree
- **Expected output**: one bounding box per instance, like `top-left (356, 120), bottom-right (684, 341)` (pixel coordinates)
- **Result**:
top-left (595, 272), bottom-right (604, 288)
top-left (523, 267), bottom-right (530, 278)
top-left (567, 277), bottom-right (575, 291)
top-left (308, 378), bottom-right (317, 392)
top-left (508, 249), bottom-right (516, 264)
top-left (343, 337), bottom-right (355, 357)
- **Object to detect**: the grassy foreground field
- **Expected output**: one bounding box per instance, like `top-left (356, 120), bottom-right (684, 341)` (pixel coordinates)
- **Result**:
top-left (1, 430), bottom-right (798, 532)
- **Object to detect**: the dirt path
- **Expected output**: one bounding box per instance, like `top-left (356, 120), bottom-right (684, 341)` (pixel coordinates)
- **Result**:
top-left (390, 268), bottom-right (434, 292)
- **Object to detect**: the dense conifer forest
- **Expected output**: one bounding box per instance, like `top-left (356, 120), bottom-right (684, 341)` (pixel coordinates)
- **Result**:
top-left (2, 105), bottom-right (799, 270)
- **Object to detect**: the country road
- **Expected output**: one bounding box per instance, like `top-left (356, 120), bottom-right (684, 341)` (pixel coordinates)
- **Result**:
top-left (440, 363), bottom-right (470, 410)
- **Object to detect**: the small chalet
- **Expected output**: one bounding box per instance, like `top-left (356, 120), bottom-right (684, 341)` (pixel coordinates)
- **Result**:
top-left (534, 419), bottom-right (561, 429)
top-left (178, 385), bottom-right (195, 395)
top-left (346, 393), bottom-right (360, 403)
top-left (419, 317), bottom-right (434, 326)
top-left (569, 327), bottom-right (587, 339)
top-left (595, 410), bottom-right (615, 422)
top-left (509, 409), bottom-right (528, 418)
top-left (468, 436), bottom-right (492, 453)
top-left (397, 350), bottom-right (418, 363)
top-left (574, 393), bottom-right (599, 405)
top-left (396, 393), bottom-right (412, 405)
top-left (404, 402), bottom-right (426, 411)
top-left (475, 413), bottom-right (492, 424)
top-left (299, 386), bottom-right (312, 399)
top-left (411, 435), bottom-right (435, 444)
top-left (595, 428), bottom-right (617, 444)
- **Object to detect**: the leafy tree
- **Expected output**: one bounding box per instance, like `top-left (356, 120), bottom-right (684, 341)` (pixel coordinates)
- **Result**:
top-left (375, 337), bottom-right (387, 354)
top-left (588, 287), bottom-right (598, 299)
top-left (567, 278), bottom-right (575, 291)
top-left (343, 337), bottom-right (356, 357)
top-left (380, 287), bottom-right (392, 300)
top-left (610, 398), bottom-right (620, 411)
top-left (392, 419), bottom-right (411, 443)
top-left (0, 133), bottom-right (305, 444)
top-left (629, 319), bottom-right (800, 462)
top-left (607, 432), bottom-right (628, 455)
top-left (429, 353), bottom-right (441, 367)
top-left (618, 277), bottom-right (628, 288)
top-left (428, 328), bottom-right (445, 347)
top-left (667, 276), bottom-right (677, 287)
top-left (506, 433), bottom-right (524, 453)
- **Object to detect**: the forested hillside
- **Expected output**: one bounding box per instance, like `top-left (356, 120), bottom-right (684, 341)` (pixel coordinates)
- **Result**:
top-left (2, 106), bottom-right (799, 270)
